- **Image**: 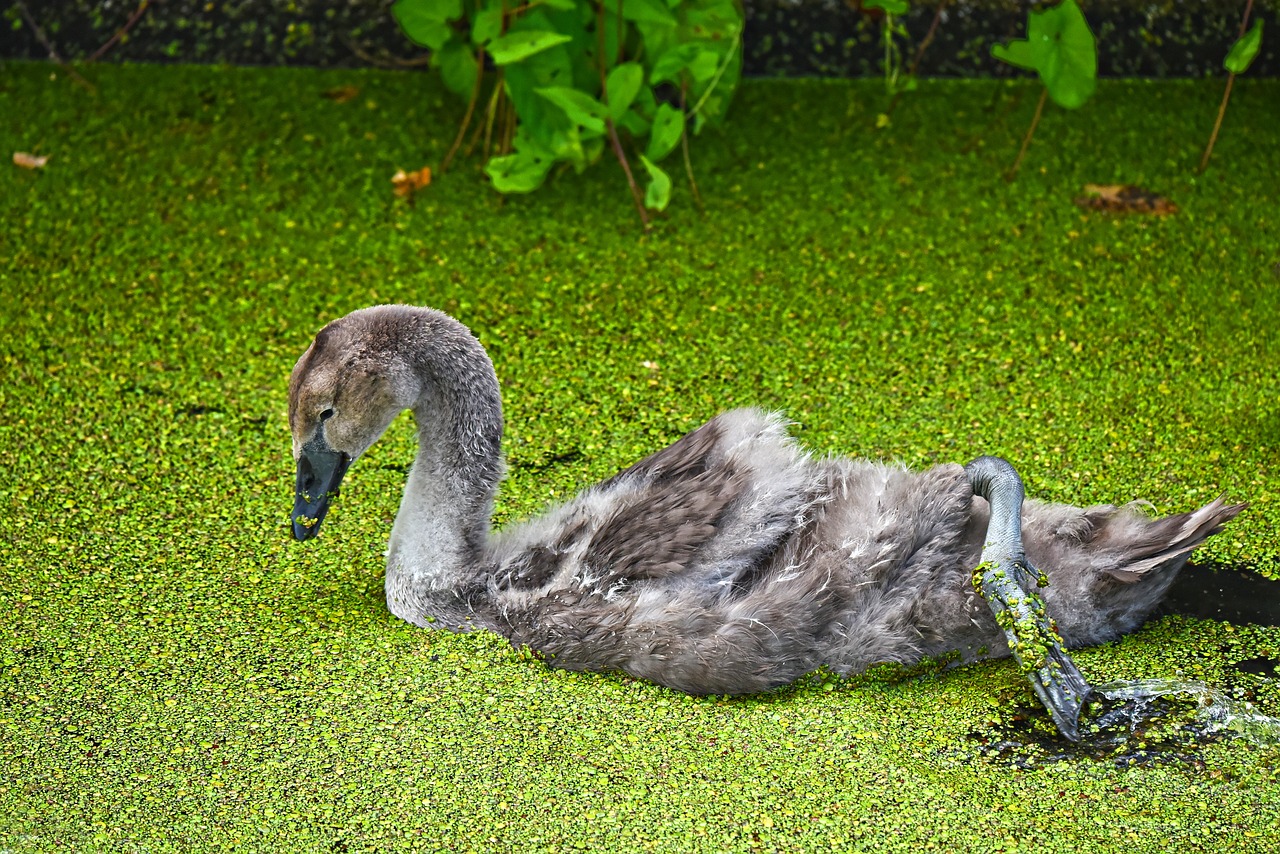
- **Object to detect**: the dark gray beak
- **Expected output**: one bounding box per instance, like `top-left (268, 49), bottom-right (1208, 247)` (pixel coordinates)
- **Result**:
top-left (292, 437), bottom-right (351, 541)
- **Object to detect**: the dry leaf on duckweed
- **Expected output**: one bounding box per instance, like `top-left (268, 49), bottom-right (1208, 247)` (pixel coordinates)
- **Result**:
top-left (13, 152), bottom-right (49, 169)
top-left (1074, 184), bottom-right (1178, 215)
top-left (322, 85), bottom-right (360, 103)
top-left (391, 166), bottom-right (432, 198)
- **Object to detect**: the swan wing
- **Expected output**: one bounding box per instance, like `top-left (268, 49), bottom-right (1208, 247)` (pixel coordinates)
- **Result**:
top-left (489, 408), bottom-right (819, 596)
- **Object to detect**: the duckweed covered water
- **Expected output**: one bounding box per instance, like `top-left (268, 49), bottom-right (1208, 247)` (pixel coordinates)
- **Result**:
top-left (2, 63), bottom-right (1279, 851)
top-left (969, 668), bottom-right (1280, 771)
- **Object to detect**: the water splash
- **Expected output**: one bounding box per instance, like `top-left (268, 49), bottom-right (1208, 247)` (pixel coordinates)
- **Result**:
top-left (1095, 678), bottom-right (1280, 746)
top-left (966, 668), bottom-right (1280, 769)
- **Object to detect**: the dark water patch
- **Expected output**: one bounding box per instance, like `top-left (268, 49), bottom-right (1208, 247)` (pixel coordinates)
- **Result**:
top-left (378, 463), bottom-right (412, 474)
top-left (122, 383), bottom-right (166, 398)
top-left (514, 449), bottom-right (583, 473)
top-left (1231, 656), bottom-right (1280, 678)
top-left (178, 404), bottom-right (224, 416)
top-left (1159, 565), bottom-right (1280, 627)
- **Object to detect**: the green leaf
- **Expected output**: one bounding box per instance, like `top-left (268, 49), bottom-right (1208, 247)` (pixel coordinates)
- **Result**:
top-left (651, 44), bottom-right (720, 86)
top-left (1224, 20), bottom-right (1264, 75)
top-left (681, 0), bottom-right (744, 42)
top-left (991, 0), bottom-right (1097, 110)
top-left (645, 102), bottom-right (684, 161)
top-left (391, 0), bottom-right (463, 50)
top-left (487, 30), bottom-right (574, 65)
top-left (486, 151), bottom-right (552, 194)
top-left (435, 41), bottom-right (478, 99)
top-left (862, 0), bottom-right (908, 14)
top-left (605, 63), bottom-right (644, 121)
top-left (535, 86), bottom-right (608, 134)
top-left (638, 154), bottom-right (671, 211)
top-left (578, 137), bottom-right (606, 174)
top-left (618, 108), bottom-right (652, 136)
top-left (541, 0), bottom-right (577, 8)
top-left (501, 20), bottom-right (576, 146)
top-left (471, 3), bottom-right (504, 46)
top-left (622, 0), bottom-right (678, 27)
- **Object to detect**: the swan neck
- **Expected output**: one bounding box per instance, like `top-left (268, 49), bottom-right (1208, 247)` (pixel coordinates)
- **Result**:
top-left (384, 315), bottom-right (503, 628)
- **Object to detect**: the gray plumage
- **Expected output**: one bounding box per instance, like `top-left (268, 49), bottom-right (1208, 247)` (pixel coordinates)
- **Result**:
top-left (288, 305), bottom-right (1244, 696)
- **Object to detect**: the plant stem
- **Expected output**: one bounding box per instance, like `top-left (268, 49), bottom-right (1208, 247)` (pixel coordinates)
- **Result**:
top-left (680, 80), bottom-right (704, 212)
top-left (15, 0), bottom-right (95, 90)
top-left (501, 94), bottom-right (516, 156)
top-left (616, 0), bottom-right (625, 65)
top-left (1006, 86), bottom-right (1047, 182)
top-left (441, 49), bottom-right (487, 174)
top-left (1199, 74), bottom-right (1236, 173)
top-left (687, 44), bottom-right (736, 120)
top-left (87, 0), bottom-right (151, 63)
top-left (887, 0), bottom-right (947, 116)
top-left (597, 1), bottom-right (649, 228)
top-left (608, 123), bottom-right (649, 229)
top-left (909, 0), bottom-right (947, 79)
top-left (481, 74), bottom-right (502, 161)
top-left (1199, 0), bottom-right (1255, 172)
top-left (340, 33), bottom-right (432, 68)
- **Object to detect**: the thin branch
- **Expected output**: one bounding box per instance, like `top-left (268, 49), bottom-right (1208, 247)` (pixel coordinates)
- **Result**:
top-left (908, 0), bottom-right (947, 79)
top-left (686, 45), bottom-right (736, 120)
top-left (501, 92), bottom-right (516, 156)
top-left (1006, 86), bottom-right (1048, 182)
top-left (616, 0), bottom-right (625, 65)
top-left (441, 50), bottom-right (487, 174)
top-left (679, 79), bottom-right (704, 212)
top-left (597, 1), bottom-right (649, 228)
top-left (477, 68), bottom-right (505, 161)
top-left (341, 34), bottom-right (432, 68)
top-left (887, 0), bottom-right (947, 116)
top-left (15, 0), bottom-right (94, 90)
top-left (1199, 0), bottom-right (1256, 172)
top-left (87, 0), bottom-right (152, 63)
top-left (608, 122), bottom-right (650, 228)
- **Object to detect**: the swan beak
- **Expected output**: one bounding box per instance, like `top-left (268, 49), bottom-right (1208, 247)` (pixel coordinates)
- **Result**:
top-left (292, 442), bottom-right (352, 541)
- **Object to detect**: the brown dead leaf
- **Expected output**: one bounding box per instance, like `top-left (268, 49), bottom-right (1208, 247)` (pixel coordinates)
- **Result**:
top-left (1074, 184), bottom-right (1178, 215)
top-left (391, 166), bottom-right (432, 198)
top-left (322, 85), bottom-right (360, 103)
top-left (13, 152), bottom-right (49, 169)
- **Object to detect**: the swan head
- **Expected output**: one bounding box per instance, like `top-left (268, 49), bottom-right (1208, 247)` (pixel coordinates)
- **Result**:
top-left (288, 307), bottom-right (421, 541)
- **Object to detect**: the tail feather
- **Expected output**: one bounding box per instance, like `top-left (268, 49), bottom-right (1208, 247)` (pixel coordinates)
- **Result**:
top-left (1092, 496), bottom-right (1246, 582)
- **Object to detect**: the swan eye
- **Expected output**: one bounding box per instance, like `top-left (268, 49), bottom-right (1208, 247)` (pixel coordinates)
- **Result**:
top-left (319, 408), bottom-right (335, 422)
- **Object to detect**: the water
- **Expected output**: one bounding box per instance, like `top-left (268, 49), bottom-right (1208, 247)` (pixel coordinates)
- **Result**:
top-left (966, 665), bottom-right (1280, 769)
top-left (1159, 565), bottom-right (1280, 627)
top-left (1094, 677), bottom-right (1280, 746)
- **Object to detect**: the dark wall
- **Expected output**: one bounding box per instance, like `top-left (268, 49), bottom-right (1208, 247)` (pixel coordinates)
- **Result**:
top-left (2, 0), bottom-right (1276, 77)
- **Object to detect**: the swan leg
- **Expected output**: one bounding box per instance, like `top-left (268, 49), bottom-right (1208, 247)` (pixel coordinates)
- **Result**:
top-left (965, 456), bottom-right (1092, 742)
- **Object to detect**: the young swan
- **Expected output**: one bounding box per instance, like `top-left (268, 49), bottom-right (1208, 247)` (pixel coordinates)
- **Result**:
top-left (289, 305), bottom-right (1242, 721)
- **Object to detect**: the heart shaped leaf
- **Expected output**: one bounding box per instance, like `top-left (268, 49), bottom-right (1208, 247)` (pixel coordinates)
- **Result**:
top-left (392, 0), bottom-right (463, 50)
top-left (605, 63), bottom-right (645, 121)
top-left (991, 0), bottom-right (1097, 110)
